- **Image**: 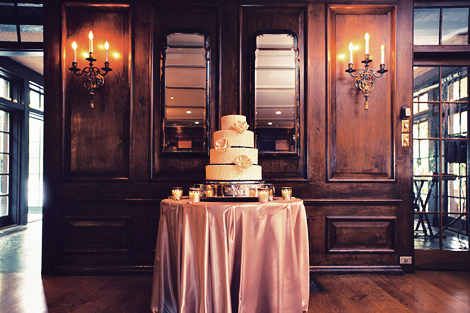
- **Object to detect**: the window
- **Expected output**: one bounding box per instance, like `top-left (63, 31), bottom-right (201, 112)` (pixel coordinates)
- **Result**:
top-left (414, 7), bottom-right (469, 45)
top-left (0, 2), bottom-right (43, 43)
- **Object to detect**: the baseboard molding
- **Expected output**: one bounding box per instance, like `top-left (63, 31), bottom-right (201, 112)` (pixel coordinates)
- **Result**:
top-left (310, 265), bottom-right (405, 275)
top-left (44, 265), bottom-right (155, 276)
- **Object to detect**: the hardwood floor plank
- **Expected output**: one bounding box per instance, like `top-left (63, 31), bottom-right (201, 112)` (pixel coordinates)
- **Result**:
top-left (415, 270), bottom-right (470, 306)
top-left (369, 272), bottom-right (470, 313)
top-left (311, 275), bottom-right (412, 313)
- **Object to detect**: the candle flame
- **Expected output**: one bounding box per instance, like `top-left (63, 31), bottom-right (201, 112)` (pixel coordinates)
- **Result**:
top-left (365, 33), bottom-right (369, 40)
top-left (381, 44), bottom-right (384, 51)
top-left (88, 31), bottom-right (93, 40)
top-left (72, 41), bottom-right (77, 50)
top-left (104, 41), bottom-right (109, 50)
top-left (349, 42), bottom-right (353, 50)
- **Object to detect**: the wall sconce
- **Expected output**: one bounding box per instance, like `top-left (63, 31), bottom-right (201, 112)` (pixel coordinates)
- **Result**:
top-left (345, 33), bottom-right (387, 110)
top-left (69, 31), bottom-right (112, 108)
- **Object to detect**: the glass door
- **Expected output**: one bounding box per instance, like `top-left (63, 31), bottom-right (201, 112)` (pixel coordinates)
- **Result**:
top-left (413, 66), bottom-right (469, 251)
top-left (0, 110), bottom-right (10, 227)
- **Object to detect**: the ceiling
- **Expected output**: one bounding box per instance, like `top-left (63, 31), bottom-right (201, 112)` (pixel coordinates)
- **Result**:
top-left (8, 56), bottom-right (43, 75)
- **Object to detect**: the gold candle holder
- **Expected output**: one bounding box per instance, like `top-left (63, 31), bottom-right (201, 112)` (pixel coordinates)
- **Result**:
top-left (188, 188), bottom-right (201, 203)
top-left (172, 187), bottom-right (183, 200)
top-left (257, 187), bottom-right (269, 203)
top-left (249, 187), bottom-right (258, 197)
top-left (281, 187), bottom-right (292, 200)
top-left (205, 186), bottom-right (214, 197)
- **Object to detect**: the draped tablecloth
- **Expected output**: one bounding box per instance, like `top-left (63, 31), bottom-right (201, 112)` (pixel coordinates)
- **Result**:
top-left (151, 197), bottom-right (309, 313)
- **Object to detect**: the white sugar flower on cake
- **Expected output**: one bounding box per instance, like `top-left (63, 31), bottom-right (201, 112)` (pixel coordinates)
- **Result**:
top-left (234, 155), bottom-right (252, 171)
top-left (232, 120), bottom-right (249, 134)
top-left (215, 138), bottom-right (230, 152)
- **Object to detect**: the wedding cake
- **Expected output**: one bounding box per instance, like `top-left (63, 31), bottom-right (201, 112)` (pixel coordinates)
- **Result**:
top-left (205, 115), bottom-right (262, 182)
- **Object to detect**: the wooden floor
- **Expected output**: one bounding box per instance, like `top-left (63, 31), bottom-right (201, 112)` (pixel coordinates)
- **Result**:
top-left (1, 221), bottom-right (470, 312)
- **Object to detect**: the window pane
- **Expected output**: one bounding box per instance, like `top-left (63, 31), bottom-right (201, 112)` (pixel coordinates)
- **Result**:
top-left (0, 174), bottom-right (8, 195)
top-left (20, 25), bottom-right (43, 42)
top-left (414, 9), bottom-right (440, 45)
top-left (0, 24), bottom-right (17, 42)
top-left (0, 77), bottom-right (10, 100)
top-left (28, 116), bottom-right (43, 208)
top-left (0, 196), bottom-right (8, 217)
top-left (0, 111), bottom-right (9, 132)
top-left (442, 67), bottom-right (469, 102)
top-left (443, 140), bottom-right (467, 167)
top-left (413, 139), bottom-right (440, 175)
top-left (442, 8), bottom-right (469, 45)
top-left (413, 67), bottom-right (440, 102)
top-left (0, 133), bottom-right (9, 153)
top-left (443, 103), bottom-right (468, 138)
top-left (0, 154), bottom-right (9, 175)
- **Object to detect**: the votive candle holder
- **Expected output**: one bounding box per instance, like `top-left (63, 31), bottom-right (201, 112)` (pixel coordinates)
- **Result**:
top-left (172, 187), bottom-right (183, 200)
top-left (249, 187), bottom-right (258, 197)
top-left (189, 188), bottom-right (201, 203)
top-left (281, 187), bottom-right (292, 200)
top-left (258, 187), bottom-right (270, 203)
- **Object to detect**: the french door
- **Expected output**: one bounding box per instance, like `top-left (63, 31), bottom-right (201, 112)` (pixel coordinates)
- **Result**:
top-left (413, 65), bottom-right (470, 268)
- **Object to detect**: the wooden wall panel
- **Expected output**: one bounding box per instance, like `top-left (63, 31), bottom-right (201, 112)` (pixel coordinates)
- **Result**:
top-left (326, 216), bottom-right (396, 253)
top-left (328, 6), bottom-right (395, 181)
top-left (63, 5), bottom-right (130, 179)
top-left (63, 217), bottom-right (131, 253)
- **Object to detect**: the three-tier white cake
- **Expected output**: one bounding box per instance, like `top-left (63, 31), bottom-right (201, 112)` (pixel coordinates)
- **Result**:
top-left (205, 115), bottom-right (262, 182)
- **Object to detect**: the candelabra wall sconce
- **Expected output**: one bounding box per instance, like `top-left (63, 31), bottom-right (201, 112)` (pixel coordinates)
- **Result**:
top-left (345, 33), bottom-right (387, 110)
top-left (68, 31), bottom-right (112, 108)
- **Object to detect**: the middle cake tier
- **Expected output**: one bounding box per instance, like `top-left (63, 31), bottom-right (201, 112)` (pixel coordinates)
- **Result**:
top-left (213, 130), bottom-right (254, 148)
top-left (209, 147), bottom-right (258, 164)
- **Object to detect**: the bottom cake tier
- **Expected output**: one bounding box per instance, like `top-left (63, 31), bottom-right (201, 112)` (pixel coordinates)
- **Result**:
top-left (205, 164), bottom-right (262, 182)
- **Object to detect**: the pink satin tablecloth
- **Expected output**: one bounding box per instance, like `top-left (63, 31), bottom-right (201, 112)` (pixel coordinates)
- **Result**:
top-left (151, 197), bottom-right (309, 313)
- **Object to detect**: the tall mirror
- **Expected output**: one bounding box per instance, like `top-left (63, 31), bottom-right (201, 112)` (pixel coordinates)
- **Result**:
top-left (162, 32), bottom-right (210, 153)
top-left (254, 32), bottom-right (300, 155)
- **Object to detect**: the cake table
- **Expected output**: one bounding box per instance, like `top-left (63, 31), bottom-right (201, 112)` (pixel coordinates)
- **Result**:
top-left (150, 197), bottom-right (309, 313)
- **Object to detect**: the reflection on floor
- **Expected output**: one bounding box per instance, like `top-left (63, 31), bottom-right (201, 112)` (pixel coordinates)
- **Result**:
top-left (414, 218), bottom-right (469, 250)
top-left (0, 218), bottom-right (153, 312)
top-left (0, 219), bottom-right (42, 272)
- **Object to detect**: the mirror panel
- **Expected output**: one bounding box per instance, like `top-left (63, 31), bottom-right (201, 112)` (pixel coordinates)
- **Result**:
top-left (162, 32), bottom-right (209, 153)
top-left (254, 33), bottom-right (299, 155)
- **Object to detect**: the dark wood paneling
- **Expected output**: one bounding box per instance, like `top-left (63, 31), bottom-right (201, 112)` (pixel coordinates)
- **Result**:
top-left (326, 216), bottom-right (396, 253)
top-left (328, 5), bottom-right (395, 181)
top-left (306, 202), bottom-right (400, 269)
top-left (152, 5), bottom-right (218, 182)
top-left (63, 4), bottom-right (131, 180)
top-left (240, 5), bottom-right (307, 181)
top-left (63, 217), bottom-right (131, 253)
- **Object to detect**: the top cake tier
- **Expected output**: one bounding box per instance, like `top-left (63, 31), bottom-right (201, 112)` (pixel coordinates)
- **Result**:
top-left (220, 115), bottom-right (247, 131)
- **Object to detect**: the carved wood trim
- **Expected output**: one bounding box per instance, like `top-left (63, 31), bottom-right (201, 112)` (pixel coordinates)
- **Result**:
top-left (62, 216), bottom-right (132, 253)
top-left (326, 215), bottom-right (397, 254)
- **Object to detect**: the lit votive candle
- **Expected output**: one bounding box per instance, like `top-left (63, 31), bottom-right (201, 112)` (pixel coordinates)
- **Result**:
top-left (258, 188), bottom-right (270, 203)
top-left (249, 187), bottom-right (258, 197)
top-left (281, 187), bottom-right (293, 200)
top-left (205, 187), bottom-right (214, 197)
top-left (189, 188), bottom-right (201, 203)
top-left (172, 187), bottom-right (183, 200)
